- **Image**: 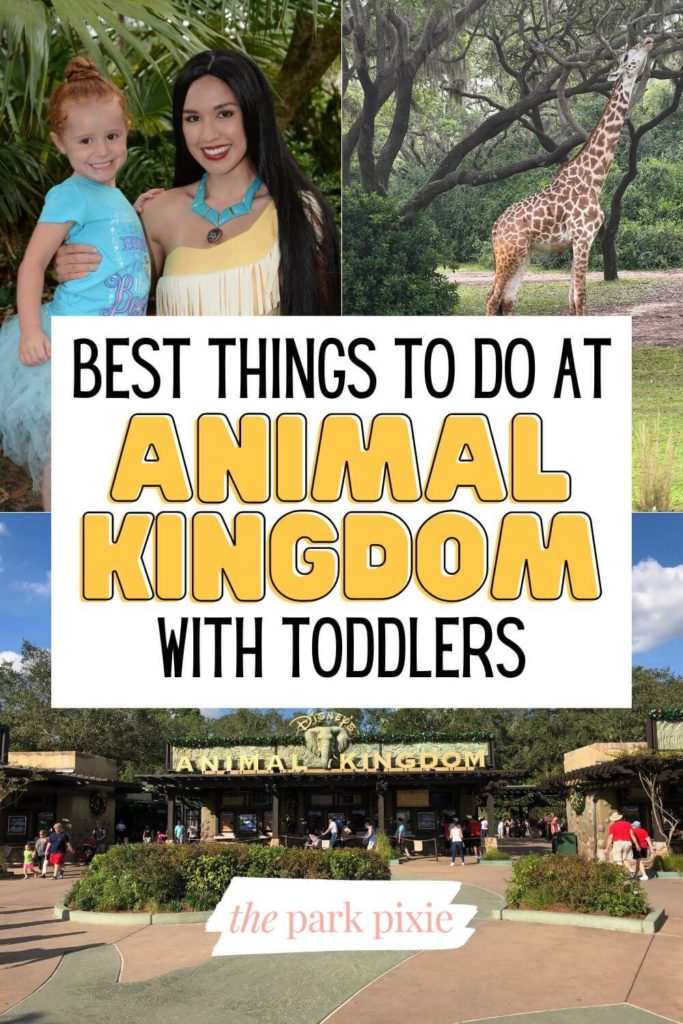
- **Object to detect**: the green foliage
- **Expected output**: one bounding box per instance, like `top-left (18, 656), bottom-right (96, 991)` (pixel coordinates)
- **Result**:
top-left (613, 222), bottom-right (683, 270)
top-left (633, 347), bottom-right (683, 511)
top-left (636, 415), bottom-right (675, 512)
top-left (653, 853), bottom-right (683, 872)
top-left (505, 855), bottom-right (650, 918)
top-left (343, 185), bottom-right (458, 315)
top-left (372, 831), bottom-right (393, 861)
top-left (482, 849), bottom-right (511, 861)
top-left (66, 841), bottom-right (390, 912)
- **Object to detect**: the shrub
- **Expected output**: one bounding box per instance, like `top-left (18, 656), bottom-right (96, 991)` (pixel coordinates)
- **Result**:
top-left (343, 185), bottom-right (458, 315)
top-left (653, 853), bottom-right (683, 873)
top-left (373, 831), bottom-right (394, 862)
top-left (614, 220), bottom-right (683, 270)
top-left (505, 855), bottom-right (650, 918)
top-left (482, 849), bottom-right (511, 861)
top-left (65, 841), bottom-right (390, 913)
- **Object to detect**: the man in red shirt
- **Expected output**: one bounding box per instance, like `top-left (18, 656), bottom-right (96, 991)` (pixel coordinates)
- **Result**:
top-left (605, 811), bottom-right (635, 873)
top-left (630, 820), bottom-right (654, 881)
top-left (466, 815), bottom-right (482, 861)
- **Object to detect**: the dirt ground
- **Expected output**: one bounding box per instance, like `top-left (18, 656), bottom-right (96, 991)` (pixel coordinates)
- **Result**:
top-left (451, 268), bottom-right (683, 346)
top-left (0, 451), bottom-right (41, 511)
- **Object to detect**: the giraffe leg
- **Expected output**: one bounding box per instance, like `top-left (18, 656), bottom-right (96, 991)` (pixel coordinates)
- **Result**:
top-left (500, 247), bottom-right (532, 315)
top-left (486, 242), bottom-right (531, 316)
top-left (570, 239), bottom-right (592, 315)
top-left (486, 249), bottom-right (506, 315)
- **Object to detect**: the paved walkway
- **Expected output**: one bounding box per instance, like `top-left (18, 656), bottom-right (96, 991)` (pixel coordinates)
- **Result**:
top-left (1, 861), bottom-right (681, 1023)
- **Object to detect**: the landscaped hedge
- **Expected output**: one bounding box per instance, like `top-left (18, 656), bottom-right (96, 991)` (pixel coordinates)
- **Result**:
top-left (653, 852), bottom-right (683, 873)
top-left (505, 855), bottom-right (650, 918)
top-left (65, 842), bottom-right (390, 913)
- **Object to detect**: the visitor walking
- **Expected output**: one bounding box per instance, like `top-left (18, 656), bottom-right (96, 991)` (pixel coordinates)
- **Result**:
top-left (362, 821), bottom-right (376, 850)
top-left (45, 823), bottom-right (74, 879)
top-left (449, 820), bottom-right (466, 866)
top-left (92, 821), bottom-right (108, 853)
top-left (22, 843), bottom-right (36, 878)
top-left (606, 812), bottom-right (636, 874)
top-left (34, 830), bottom-right (49, 876)
top-left (321, 816), bottom-right (339, 848)
top-left (394, 820), bottom-right (407, 858)
top-left (466, 815), bottom-right (482, 861)
top-left (174, 821), bottom-right (186, 844)
top-left (630, 820), bottom-right (654, 881)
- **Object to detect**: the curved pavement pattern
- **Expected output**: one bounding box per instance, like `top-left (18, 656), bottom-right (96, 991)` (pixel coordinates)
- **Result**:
top-left (1, 869), bottom-right (681, 1023)
top-left (0, 879), bottom-right (497, 1024)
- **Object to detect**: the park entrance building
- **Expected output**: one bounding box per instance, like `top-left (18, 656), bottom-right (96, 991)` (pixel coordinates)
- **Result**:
top-left (141, 713), bottom-right (514, 841)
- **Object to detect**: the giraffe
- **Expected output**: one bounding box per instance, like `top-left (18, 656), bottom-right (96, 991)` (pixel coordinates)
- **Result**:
top-left (486, 37), bottom-right (653, 316)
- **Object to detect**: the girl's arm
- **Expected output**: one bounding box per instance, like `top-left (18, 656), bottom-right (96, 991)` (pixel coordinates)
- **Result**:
top-left (139, 202), bottom-right (167, 288)
top-left (17, 221), bottom-right (74, 366)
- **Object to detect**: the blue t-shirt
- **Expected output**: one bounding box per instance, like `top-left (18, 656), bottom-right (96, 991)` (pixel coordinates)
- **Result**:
top-left (38, 176), bottom-right (150, 316)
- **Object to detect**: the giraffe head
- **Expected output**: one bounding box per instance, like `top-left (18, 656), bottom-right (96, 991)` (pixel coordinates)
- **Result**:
top-left (607, 36), bottom-right (653, 89)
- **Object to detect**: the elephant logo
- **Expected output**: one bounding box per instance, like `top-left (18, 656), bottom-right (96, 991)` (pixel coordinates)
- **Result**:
top-left (304, 725), bottom-right (351, 768)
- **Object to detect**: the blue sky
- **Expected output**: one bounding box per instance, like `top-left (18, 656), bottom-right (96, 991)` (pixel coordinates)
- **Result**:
top-left (632, 513), bottom-right (683, 673)
top-left (0, 514), bottom-right (51, 662)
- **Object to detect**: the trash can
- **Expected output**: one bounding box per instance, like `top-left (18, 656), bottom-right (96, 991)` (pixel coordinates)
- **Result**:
top-left (555, 831), bottom-right (578, 856)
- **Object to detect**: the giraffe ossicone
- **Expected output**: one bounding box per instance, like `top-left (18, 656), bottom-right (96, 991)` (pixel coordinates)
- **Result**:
top-left (486, 37), bottom-right (653, 317)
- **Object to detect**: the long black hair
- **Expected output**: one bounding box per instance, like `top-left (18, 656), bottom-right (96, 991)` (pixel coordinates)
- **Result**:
top-left (172, 50), bottom-right (340, 315)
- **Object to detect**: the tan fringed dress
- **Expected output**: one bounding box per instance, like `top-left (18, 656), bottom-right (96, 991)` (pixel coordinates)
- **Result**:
top-left (156, 200), bottom-right (280, 315)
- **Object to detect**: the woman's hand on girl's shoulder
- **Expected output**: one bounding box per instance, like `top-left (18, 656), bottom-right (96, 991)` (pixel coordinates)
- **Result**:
top-left (134, 188), bottom-right (166, 214)
top-left (19, 330), bottom-right (51, 366)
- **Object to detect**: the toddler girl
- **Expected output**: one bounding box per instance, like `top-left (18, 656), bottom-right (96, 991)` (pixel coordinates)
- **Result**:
top-left (0, 56), bottom-right (150, 508)
top-left (22, 843), bottom-right (36, 878)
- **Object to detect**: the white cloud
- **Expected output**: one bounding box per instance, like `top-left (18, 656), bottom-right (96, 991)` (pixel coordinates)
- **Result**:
top-left (200, 708), bottom-right (224, 719)
top-left (0, 523), bottom-right (8, 535)
top-left (0, 651), bottom-right (22, 670)
top-left (15, 571), bottom-right (51, 599)
top-left (633, 558), bottom-right (683, 652)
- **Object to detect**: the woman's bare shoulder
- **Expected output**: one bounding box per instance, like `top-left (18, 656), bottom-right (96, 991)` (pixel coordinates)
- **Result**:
top-left (140, 184), bottom-right (196, 228)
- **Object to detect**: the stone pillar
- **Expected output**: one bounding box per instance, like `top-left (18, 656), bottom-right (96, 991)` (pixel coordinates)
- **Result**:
top-left (272, 789), bottom-right (280, 840)
top-left (166, 796), bottom-right (174, 836)
top-left (376, 777), bottom-right (388, 832)
top-left (486, 793), bottom-right (495, 846)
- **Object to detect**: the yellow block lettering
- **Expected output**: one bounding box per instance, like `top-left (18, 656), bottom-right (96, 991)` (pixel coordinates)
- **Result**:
top-left (425, 415), bottom-right (506, 501)
top-left (491, 512), bottom-right (600, 599)
top-left (197, 414), bottom-right (269, 503)
top-left (192, 513), bottom-right (264, 602)
top-left (110, 414), bottom-right (191, 502)
top-left (82, 512), bottom-right (153, 600)
top-left (311, 415), bottom-right (420, 501)
top-left (510, 414), bottom-right (570, 502)
top-left (343, 512), bottom-right (411, 599)
top-left (416, 512), bottom-right (487, 601)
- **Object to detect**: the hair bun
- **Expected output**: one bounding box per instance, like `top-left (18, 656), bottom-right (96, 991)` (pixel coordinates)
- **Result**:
top-left (64, 56), bottom-right (101, 83)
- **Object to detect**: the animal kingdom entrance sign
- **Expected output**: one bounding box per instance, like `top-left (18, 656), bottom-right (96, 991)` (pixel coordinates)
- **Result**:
top-left (52, 316), bottom-right (630, 709)
top-left (171, 746), bottom-right (489, 775)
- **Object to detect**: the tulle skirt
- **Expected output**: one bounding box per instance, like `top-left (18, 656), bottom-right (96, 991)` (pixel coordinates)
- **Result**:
top-left (0, 303), bottom-right (52, 491)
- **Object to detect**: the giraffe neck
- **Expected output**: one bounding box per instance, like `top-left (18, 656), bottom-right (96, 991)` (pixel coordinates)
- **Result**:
top-left (566, 79), bottom-right (633, 190)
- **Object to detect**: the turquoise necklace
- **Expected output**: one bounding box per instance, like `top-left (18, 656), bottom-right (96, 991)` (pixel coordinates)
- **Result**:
top-left (192, 173), bottom-right (263, 244)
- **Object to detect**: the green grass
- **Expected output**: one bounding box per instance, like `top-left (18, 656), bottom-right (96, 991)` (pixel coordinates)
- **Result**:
top-left (633, 347), bottom-right (683, 510)
top-left (454, 278), bottom-right (654, 316)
